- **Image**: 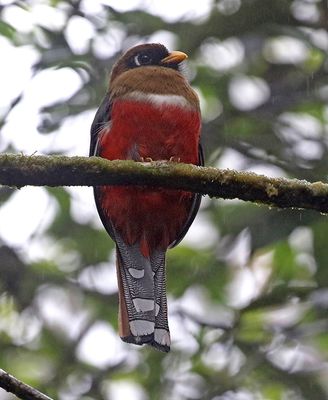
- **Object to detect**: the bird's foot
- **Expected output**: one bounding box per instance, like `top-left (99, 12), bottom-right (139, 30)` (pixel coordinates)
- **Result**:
top-left (169, 156), bottom-right (181, 162)
top-left (140, 156), bottom-right (181, 163)
top-left (140, 157), bottom-right (154, 162)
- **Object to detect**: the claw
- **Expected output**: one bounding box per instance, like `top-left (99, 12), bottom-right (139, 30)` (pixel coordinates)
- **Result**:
top-left (169, 156), bottom-right (181, 162)
top-left (140, 156), bottom-right (180, 163)
top-left (140, 156), bottom-right (153, 163)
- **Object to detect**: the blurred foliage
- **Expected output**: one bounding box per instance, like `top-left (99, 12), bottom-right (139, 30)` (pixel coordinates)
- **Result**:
top-left (1, 0), bottom-right (328, 399)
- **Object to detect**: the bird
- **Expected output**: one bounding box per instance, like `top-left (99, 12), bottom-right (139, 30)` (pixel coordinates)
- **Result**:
top-left (90, 43), bottom-right (203, 352)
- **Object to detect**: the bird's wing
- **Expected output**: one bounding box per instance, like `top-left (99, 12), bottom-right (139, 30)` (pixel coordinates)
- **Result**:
top-left (89, 93), bottom-right (112, 156)
top-left (90, 94), bottom-right (117, 240)
top-left (168, 142), bottom-right (204, 249)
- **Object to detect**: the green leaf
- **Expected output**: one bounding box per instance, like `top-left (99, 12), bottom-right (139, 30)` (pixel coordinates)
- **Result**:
top-left (0, 20), bottom-right (15, 40)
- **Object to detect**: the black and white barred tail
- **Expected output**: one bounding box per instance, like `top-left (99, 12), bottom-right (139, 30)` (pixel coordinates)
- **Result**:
top-left (115, 237), bottom-right (170, 352)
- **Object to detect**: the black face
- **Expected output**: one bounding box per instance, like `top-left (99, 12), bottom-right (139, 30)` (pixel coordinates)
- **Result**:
top-left (126, 44), bottom-right (179, 71)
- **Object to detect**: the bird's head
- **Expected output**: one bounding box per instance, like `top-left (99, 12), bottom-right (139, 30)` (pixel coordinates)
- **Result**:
top-left (110, 43), bottom-right (188, 84)
top-left (108, 43), bottom-right (198, 109)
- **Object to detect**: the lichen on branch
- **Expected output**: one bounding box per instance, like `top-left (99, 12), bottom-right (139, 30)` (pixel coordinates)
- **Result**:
top-left (1, 153), bottom-right (328, 213)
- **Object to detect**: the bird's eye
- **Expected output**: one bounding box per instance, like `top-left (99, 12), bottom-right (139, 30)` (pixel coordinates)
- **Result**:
top-left (134, 54), bottom-right (152, 66)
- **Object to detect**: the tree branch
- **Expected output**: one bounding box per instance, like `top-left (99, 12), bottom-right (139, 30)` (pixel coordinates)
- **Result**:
top-left (1, 154), bottom-right (328, 213)
top-left (0, 369), bottom-right (53, 400)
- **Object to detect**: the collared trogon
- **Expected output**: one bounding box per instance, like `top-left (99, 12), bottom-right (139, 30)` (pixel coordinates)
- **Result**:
top-left (90, 43), bottom-right (203, 352)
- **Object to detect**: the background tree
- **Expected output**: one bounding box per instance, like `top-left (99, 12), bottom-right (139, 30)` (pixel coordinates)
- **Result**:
top-left (0, 0), bottom-right (328, 399)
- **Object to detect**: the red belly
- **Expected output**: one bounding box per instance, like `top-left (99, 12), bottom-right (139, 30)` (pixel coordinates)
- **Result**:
top-left (97, 99), bottom-right (201, 256)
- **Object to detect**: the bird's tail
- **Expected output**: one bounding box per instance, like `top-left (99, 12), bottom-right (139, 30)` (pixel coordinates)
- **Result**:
top-left (115, 239), bottom-right (170, 352)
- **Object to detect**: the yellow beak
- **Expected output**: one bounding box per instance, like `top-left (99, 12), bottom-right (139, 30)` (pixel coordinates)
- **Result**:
top-left (161, 50), bottom-right (188, 65)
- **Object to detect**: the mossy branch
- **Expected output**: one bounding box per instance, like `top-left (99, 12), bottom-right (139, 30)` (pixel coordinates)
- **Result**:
top-left (0, 368), bottom-right (53, 400)
top-left (1, 153), bottom-right (328, 213)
